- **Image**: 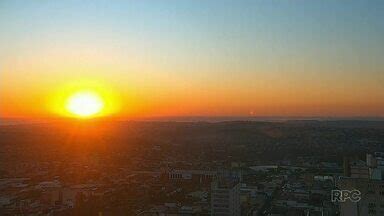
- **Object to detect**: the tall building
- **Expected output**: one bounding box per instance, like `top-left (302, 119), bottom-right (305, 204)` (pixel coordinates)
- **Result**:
top-left (343, 156), bottom-right (351, 177)
top-left (367, 152), bottom-right (384, 180)
top-left (211, 177), bottom-right (241, 216)
top-left (338, 152), bottom-right (384, 216)
top-left (338, 178), bottom-right (384, 216)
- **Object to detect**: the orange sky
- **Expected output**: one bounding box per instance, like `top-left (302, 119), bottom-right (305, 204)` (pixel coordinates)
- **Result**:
top-left (1, 1), bottom-right (384, 118)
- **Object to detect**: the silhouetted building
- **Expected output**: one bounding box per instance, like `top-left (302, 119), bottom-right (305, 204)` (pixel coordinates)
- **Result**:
top-left (343, 157), bottom-right (351, 177)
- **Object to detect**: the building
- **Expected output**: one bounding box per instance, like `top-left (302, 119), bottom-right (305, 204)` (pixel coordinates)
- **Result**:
top-left (166, 169), bottom-right (216, 184)
top-left (343, 157), bottom-right (351, 177)
top-left (338, 178), bottom-right (384, 216)
top-left (338, 153), bottom-right (384, 216)
top-left (211, 177), bottom-right (241, 216)
top-left (367, 152), bottom-right (384, 180)
top-left (350, 160), bottom-right (370, 179)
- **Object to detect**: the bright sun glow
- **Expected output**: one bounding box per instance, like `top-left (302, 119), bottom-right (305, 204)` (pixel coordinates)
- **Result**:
top-left (66, 91), bottom-right (104, 118)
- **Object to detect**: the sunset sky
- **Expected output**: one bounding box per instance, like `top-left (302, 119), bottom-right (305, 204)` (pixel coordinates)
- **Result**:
top-left (1, 0), bottom-right (383, 118)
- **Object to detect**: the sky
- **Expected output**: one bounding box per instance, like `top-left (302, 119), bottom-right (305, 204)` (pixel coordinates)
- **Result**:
top-left (1, 0), bottom-right (383, 118)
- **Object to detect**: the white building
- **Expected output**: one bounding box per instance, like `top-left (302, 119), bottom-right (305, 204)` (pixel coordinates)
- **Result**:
top-left (367, 152), bottom-right (384, 180)
top-left (211, 178), bottom-right (241, 216)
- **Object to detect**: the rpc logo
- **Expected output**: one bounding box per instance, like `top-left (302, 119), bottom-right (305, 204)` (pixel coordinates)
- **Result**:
top-left (331, 189), bottom-right (361, 202)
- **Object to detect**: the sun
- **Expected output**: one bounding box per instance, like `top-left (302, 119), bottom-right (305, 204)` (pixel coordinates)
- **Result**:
top-left (49, 81), bottom-right (120, 118)
top-left (66, 91), bottom-right (104, 118)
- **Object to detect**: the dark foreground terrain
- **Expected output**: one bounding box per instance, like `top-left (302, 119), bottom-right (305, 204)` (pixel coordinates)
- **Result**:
top-left (1, 120), bottom-right (384, 215)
